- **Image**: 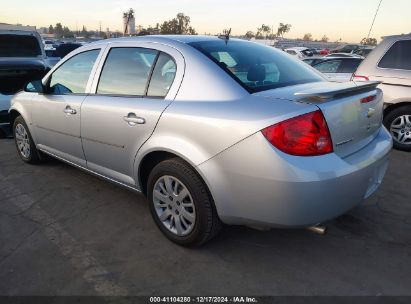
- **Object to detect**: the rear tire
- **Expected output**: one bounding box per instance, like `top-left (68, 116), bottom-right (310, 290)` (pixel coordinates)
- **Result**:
top-left (383, 106), bottom-right (411, 151)
top-left (13, 116), bottom-right (42, 164)
top-left (147, 158), bottom-right (221, 246)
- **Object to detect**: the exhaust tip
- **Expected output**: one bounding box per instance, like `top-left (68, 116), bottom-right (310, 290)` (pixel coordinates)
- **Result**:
top-left (306, 224), bottom-right (327, 235)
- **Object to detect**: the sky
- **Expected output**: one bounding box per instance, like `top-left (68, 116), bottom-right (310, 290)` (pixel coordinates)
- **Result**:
top-left (1, 0), bottom-right (410, 43)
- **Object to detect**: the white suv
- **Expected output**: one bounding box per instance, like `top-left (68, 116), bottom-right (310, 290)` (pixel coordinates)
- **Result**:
top-left (353, 34), bottom-right (411, 151)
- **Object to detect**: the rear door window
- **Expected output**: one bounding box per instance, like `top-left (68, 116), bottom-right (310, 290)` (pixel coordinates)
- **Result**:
top-left (147, 53), bottom-right (177, 97)
top-left (378, 40), bottom-right (411, 70)
top-left (97, 47), bottom-right (158, 96)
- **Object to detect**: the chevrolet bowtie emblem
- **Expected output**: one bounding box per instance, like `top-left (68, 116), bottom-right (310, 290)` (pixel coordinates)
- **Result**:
top-left (367, 108), bottom-right (376, 118)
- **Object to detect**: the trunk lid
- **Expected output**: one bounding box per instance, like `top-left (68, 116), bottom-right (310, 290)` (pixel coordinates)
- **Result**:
top-left (255, 81), bottom-right (383, 158)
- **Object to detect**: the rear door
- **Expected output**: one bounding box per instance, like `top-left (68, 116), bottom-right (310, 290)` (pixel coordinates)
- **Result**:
top-left (372, 39), bottom-right (411, 102)
top-left (31, 48), bottom-right (102, 166)
top-left (80, 43), bottom-right (184, 186)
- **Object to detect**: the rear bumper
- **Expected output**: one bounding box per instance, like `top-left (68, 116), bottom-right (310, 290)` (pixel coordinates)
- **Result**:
top-left (198, 127), bottom-right (393, 227)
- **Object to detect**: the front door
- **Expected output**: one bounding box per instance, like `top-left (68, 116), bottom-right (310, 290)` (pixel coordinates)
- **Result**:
top-left (81, 45), bottom-right (181, 186)
top-left (31, 49), bottom-right (101, 166)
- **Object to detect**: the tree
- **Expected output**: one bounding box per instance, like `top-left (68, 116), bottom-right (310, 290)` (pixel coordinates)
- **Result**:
top-left (48, 25), bottom-right (54, 34)
top-left (361, 37), bottom-right (378, 46)
top-left (257, 24), bottom-right (271, 39)
top-left (62, 26), bottom-right (73, 38)
top-left (123, 8), bottom-right (135, 34)
top-left (81, 25), bottom-right (90, 38)
top-left (245, 31), bottom-right (255, 39)
top-left (303, 33), bottom-right (313, 41)
top-left (277, 23), bottom-right (291, 38)
top-left (321, 35), bottom-right (329, 42)
top-left (54, 23), bottom-right (64, 38)
top-left (160, 13), bottom-right (197, 35)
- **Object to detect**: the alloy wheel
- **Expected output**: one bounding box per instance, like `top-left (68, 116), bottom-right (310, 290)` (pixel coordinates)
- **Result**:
top-left (390, 114), bottom-right (411, 145)
top-left (15, 123), bottom-right (31, 158)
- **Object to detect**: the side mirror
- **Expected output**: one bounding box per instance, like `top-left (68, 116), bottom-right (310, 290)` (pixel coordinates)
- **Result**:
top-left (24, 80), bottom-right (44, 93)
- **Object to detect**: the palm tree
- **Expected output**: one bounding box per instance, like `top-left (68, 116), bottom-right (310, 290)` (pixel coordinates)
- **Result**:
top-left (123, 8), bottom-right (135, 35)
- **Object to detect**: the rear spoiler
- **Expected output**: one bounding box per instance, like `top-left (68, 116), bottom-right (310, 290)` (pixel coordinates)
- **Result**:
top-left (294, 81), bottom-right (381, 103)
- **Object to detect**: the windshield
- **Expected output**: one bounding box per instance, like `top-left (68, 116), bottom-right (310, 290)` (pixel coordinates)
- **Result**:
top-left (0, 34), bottom-right (42, 57)
top-left (188, 40), bottom-right (323, 93)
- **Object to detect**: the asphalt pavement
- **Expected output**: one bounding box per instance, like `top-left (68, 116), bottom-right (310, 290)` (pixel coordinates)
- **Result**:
top-left (0, 138), bottom-right (410, 296)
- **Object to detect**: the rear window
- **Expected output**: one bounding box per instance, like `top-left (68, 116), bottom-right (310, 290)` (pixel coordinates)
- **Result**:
top-left (0, 34), bottom-right (42, 57)
top-left (188, 40), bottom-right (323, 93)
top-left (378, 40), bottom-right (411, 70)
top-left (340, 59), bottom-right (362, 73)
top-left (313, 60), bottom-right (342, 73)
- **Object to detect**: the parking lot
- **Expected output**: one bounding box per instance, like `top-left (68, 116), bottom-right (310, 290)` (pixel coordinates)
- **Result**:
top-left (0, 138), bottom-right (410, 296)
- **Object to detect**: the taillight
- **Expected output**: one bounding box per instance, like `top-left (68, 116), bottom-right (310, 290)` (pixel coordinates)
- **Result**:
top-left (352, 74), bottom-right (369, 82)
top-left (261, 110), bottom-right (333, 156)
top-left (361, 95), bottom-right (376, 103)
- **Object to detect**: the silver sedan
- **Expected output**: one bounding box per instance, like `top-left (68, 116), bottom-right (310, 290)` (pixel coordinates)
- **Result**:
top-left (9, 36), bottom-right (392, 245)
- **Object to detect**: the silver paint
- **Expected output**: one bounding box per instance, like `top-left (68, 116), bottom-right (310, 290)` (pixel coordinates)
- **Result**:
top-left (10, 36), bottom-right (393, 228)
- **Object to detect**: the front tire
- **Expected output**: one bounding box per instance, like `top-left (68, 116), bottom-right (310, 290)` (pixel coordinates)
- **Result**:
top-left (13, 116), bottom-right (41, 164)
top-left (147, 158), bottom-right (221, 246)
top-left (383, 106), bottom-right (411, 151)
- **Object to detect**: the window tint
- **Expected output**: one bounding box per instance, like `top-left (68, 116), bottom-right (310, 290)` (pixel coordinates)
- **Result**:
top-left (48, 49), bottom-right (100, 94)
top-left (97, 48), bottom-right (158, 96)
top-left (189, 40), bottom-right (323, 93)
top-left (0, 35), bottom-right (41, 57)
top-left (147, 53), bottom-right (176, 97)
top-left (340, 59), bottom-right (362, 73)
top-left (313, 60), bottom-right (342, 73)
top-left (303, 59), bottom-right (314, 65)
top-left (286, 50), bottom-right (297, 55)
top-left (378, 40), bottom-right (411, 70)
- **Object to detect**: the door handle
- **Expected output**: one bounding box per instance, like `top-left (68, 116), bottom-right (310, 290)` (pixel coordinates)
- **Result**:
top-left (63, 106), bottom-right (77, 115)
top-left (123, 113), bottom-right (146, 126)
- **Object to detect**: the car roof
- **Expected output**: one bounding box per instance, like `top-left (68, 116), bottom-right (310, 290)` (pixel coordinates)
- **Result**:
top-left (87, 35), bottom-right (241, 48)
top-left (381, 33), bottom-right (411, 40)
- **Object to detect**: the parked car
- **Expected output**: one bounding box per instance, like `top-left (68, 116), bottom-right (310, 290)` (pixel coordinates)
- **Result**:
top-left (55, 42), bottom-right (82, 59)
top-left (9, 36), bottom-right (392, 245)
top-left (325, 53), bottom-right (364, 58)
top-left (306, 48), bottom-right (321, 55)
top-left (45, 49), bottom-right (61, 67)
top-left (353, 46), bottom-right (375, 57)
top-left (353, 34), bottom-right (411, 151)
top-left (330, 44), bottom-right (362, 54)
top-left (0, 25), bottom-right (50, 132)
top-left (285, 47), bottom-right (313, 59)
top-left (320, 48), bottom-right (330, 55)
top-left (43, 40), bottom-right (59, 50)
top-left (311, 57), bottom-right (363, 82)
top-left (302, 57), bottom-right (326, 66)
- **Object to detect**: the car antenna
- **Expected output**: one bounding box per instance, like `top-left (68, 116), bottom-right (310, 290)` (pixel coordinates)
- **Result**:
top-left (218, 28), bottom-right (231, 44)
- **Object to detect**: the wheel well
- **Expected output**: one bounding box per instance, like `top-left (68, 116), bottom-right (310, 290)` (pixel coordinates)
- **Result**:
top-left (139, 151), bottom-right (181, 196)
top-left (384, 102), bottom-right (411, 117)
top-left (9, 110), bottom-right (21, 127)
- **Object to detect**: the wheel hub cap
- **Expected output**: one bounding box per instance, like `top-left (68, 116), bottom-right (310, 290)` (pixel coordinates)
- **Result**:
top-left (15, 124), bottom-right (31, 158)
top-left (390, 114), bottom-right (411, 145)
top-left (153, 176), bottom-right (196, 236)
